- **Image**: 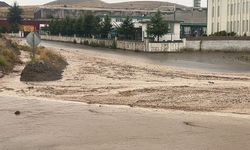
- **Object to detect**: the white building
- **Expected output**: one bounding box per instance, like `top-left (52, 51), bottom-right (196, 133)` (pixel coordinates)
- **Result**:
top-left (139, 21), bottom-right (182, 42)
top-left (208, 0), bottom-right (250, 36)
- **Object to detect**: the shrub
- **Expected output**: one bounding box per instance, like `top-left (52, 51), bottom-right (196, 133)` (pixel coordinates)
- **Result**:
top-left (36, 48), bottom-right (68, 71)
top-left (1, 48), bottom-right (17, 63)
top-left (211, 31), bottom-right (236, 37)
top-left (0, 55), bottom-right (7, 66)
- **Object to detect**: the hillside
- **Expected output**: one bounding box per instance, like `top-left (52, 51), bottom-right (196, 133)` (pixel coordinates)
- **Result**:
top-left (0, 1), bottom-right (9, 7)
top-left (46, 0), bottom-right (106, 8)
top-left (45, 0), bottom-right (188, 9)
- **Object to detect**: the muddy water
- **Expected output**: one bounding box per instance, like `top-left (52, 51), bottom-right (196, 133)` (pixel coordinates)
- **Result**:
top-left (40, 40), bottom-right (250, 73)
top-left (1, 96), bottom-right (250, 150)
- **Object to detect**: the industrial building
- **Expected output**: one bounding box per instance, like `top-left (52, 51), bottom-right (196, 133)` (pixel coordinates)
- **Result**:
top-left (208, 0), bottom-right (250, 36)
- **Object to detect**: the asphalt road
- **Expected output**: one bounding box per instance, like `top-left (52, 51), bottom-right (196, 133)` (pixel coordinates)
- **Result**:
top-left (0, 96), bottom-right (250, 150)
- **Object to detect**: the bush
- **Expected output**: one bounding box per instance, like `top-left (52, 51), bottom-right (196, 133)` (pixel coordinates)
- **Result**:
top-left (0, 55), bottom-right (7, 66)
top-left (1, 48), bottom-right (17, 63)
top-left (211, 31), bottom-right (236, 37)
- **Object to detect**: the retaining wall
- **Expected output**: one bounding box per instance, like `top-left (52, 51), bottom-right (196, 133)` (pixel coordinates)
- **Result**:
top-left (186, 40), bottom-right (250, 51)
top-left (40, 35), bottom-right (184, 52)
top-left (148, 42), bottom-right (185, 52)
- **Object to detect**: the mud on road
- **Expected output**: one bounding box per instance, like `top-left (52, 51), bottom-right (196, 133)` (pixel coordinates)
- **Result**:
top-left (0, 39), bottom-right (250, 114)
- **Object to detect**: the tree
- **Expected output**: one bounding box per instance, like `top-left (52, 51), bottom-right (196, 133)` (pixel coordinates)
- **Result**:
top-left (100, 15), bottom-right (113, 38)
top-left (83, 13), bottom-right (100, 38)
top-left (75, 16), bottom-right (85, 36)
top-left (147, 10), bottom-right (169, 42)
top-left (117, 17), bottom-right (136, 40)
top-left (7, 2), bottom-right (23, 33)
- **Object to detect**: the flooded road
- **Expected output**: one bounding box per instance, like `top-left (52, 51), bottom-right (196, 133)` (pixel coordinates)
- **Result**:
top-left (1, 96), bottom-right (250, 150)
top-left (41, 40), bottom-right (250, 73)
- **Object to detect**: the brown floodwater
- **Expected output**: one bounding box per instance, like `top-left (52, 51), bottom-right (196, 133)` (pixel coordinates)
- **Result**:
top-left (40, 40), bottom-right (250, 73)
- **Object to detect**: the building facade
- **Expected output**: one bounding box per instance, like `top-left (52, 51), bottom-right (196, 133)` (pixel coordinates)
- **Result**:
top-left (208, 0), bottom-right (250, 36)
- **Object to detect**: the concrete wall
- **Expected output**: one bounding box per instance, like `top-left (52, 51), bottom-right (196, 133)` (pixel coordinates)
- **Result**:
top-left (40, 35), bottom-right (184, 52)
top-left (116, 40), bottom-right (145, 51)
top-left (186, 40), bottom-right (250, 51)
top-left (148, 42), bottom-right (185, 52)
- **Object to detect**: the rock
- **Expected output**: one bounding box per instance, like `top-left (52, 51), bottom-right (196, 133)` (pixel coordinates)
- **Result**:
top-left (14, 111), bottom-right (21, 116)
top-left (208, 81), bottom-right (215, 84)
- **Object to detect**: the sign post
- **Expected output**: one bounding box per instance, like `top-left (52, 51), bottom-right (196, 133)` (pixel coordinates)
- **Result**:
top-left (26, 32), bottom-right (41, 60)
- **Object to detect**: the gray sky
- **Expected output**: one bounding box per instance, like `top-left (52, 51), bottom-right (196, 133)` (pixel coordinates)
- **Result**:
top-left (3, 0), bottom-right (207, 7)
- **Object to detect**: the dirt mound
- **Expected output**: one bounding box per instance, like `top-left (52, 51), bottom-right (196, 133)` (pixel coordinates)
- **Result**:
top-left (20, 61), bottom-right (64, 82)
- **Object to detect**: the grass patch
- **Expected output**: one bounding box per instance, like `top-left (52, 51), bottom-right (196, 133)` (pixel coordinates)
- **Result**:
top-left (0, 55), bottom-right (7, 66)
top-left (36, 47), bottom-right (68, 71)
top-left (0, 36), bottom-right (21, 73)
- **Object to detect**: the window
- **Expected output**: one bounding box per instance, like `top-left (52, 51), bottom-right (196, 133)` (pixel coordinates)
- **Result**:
top-left (234, 21), bottom-right (236, 31)
top-left (247, 20), bottom-right (249, 32)
top-left (237, 21), bottom-right (240, 32)
top-left (237, 3), bottom-right (240, 14)
top-left (218, 6), bottom-right (220, 17)
top-left (227, 21), bottom-right (229, 31)
top-left (217, 22), bottom-right (220, 32)
top-left (212, 23), bottom-right (214, 33)
top-left (231, 4), bottom-right (233, 16)
top-left (243, 2), bottom-right (245, 14)
top-left (243, 20), bottom-right (245, 32)
top-left (212, 6), bottom-right (215, 17)
top-left (247, 2), bottom-right (249, 13)
top-left (230, 21), bottom-right (232, 32)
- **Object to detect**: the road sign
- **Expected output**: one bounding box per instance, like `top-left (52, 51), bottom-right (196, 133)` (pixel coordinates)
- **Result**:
top-left (26, 32), bottom-right (41, 48)
top-left (26, 32), bottom-right (41, 59)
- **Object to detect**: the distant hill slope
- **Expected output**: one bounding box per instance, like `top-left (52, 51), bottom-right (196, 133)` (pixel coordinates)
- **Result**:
top-left (45, 0), bottom-right (106, 8)
top-left (0, 1), bottom-right (10, 7)
top-left (45, 0), bottom-right (188, 9)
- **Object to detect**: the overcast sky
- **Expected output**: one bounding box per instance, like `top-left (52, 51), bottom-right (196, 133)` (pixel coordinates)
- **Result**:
top-left (3, 0), bottom-right (207, 7)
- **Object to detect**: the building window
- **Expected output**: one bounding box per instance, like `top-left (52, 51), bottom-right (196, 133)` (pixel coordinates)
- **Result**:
top-left (237, 21), bottom-right (240, 32)
top-left (218, 6), bottom-right (220, 17)
top-left (243, 2), bottom-right (246, 14)
top-left (243, 20), bottom-right (245, 32)
top-left (247, 2), bottom-right (249, 14)
top-left (212, 23), bottom-right (214, 33)
top-left (217, 23), bottom-right (220, 32)
top-left (234, 21), bottom-right (236, 31)
top-left (227, 21), bottom-right (229, 31)
top-left (212, 6), bottom-right (215, 17)
top-left (234, 3), bottom-right (236, 15)
top-left (247, 20), bottom-right (249, 32)
top-left (237, 3), bottom-right (240, 14)
top-left (230, 21), bottom-right (232, 32)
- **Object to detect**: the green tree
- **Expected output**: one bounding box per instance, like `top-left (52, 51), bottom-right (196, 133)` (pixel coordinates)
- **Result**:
top-left (147, 10), bottom-right (169, 42)
top-left (75, 16), bottom-right (85, 37)
top-left (83, 13), bottom-right (100, 38)
top-left (117, 17), bottom-right (135, 40)
top-left (100, 15), bottom-right (113, 39)
top-left (7, 2), bottom-right (23, 33)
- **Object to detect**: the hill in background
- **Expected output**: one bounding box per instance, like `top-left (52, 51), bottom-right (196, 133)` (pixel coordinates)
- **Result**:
top-left (45, 0), bottom-right (188, 9)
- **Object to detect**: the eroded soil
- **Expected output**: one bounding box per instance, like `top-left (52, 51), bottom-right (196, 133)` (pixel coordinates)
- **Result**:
top-left (1, 39), bottom-right (250, 114)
